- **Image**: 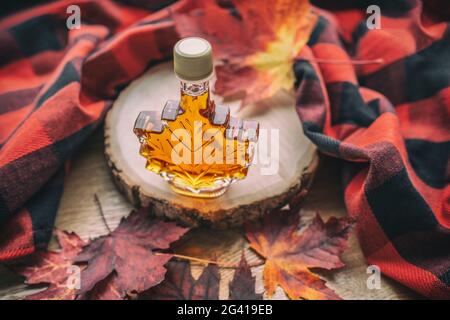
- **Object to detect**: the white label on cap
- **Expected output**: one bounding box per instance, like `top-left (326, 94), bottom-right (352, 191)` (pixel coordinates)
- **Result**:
top-left (178, 38), bottom-right (209, 55)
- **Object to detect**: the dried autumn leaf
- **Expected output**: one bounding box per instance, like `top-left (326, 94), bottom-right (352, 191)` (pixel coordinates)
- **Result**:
top-left (13, 229), bottom-right (85, 300)
top-left (25, 283), bottom-right (79, 300)
top-left (229, 254), bottom-right (262, 300)
top-left (140, 260), bottom-right (220, 300)
top-left (174, 0), bottom-right (318, 106)
top-left (74, 208), bottom-right (189, 298)
top-left (81, 273), bottom-right (122, 300)
top-left (245, 211), bottom-right (353, 300)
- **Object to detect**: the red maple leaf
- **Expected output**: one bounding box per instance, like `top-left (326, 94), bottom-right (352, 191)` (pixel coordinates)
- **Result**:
top-left (173, 0), bottom-right (318, 106)
top-left (245, 210), bottom-right (353, 300)
top-left (13, 229), bottom-right (85, 300)
top-left (74, 208), bottom-right (189, 298)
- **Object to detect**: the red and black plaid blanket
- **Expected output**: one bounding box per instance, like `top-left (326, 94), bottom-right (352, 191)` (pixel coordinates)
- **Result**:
top-left (0, 0), bottom-right (449, 298)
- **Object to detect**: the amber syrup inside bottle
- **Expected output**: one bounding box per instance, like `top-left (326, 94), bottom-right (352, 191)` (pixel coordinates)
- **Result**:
top-left (134, 38), bottom-right (259, 198)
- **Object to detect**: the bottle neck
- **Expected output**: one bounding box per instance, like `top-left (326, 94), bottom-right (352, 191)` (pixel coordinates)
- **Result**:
top-left (179, 79), bottom-right (211, 113)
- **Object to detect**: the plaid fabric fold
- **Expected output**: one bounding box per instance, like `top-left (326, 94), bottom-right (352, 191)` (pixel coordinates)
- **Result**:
top-left (0, 0), bottom-right (449, 299)
top-left (0, 0), bottom-right (190, 260)
top-left (296, 0), bottom-right (449, 298)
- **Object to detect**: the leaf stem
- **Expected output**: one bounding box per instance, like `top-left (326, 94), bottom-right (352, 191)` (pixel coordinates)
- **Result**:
top-left (303, 57), bottom-right (384, 65)
top-left (94, 194), bottom-right (112, 234)
top-left (155, 252), bottom-right (264, 269)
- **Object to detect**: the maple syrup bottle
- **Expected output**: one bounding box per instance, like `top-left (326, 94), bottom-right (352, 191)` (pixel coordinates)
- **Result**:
top-left (134, 37), bottom-right (259, 198)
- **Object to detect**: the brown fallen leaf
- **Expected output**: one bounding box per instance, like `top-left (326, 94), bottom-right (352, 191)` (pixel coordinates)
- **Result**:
top-left (74, 208), bottom-right (189, 298)
top-left (174, 0), bottom-right (317, 106)
top-left (229, 254), bottom-right (262, 300)
top-left (13, 229), bottom-right (86, 300)
top-left (140, 260), bottom-right (220, 300)
top-left (245, 210), bottom-right (353, 300)
top-left (81, 272), bottom-right (122, 300)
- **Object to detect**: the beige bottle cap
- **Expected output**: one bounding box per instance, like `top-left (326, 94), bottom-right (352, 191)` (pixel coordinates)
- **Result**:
top-left (173, 37), bottom-right (213, 81)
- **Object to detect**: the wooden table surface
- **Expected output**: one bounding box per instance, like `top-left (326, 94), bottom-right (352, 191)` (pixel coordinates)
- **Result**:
top-left (0, 129), bottom-right (419, 300)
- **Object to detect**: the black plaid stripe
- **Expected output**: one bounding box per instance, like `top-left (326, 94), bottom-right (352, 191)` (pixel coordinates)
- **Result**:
top-left (36, 60), bottom-right (81, 107)
top-left (360, 35), bottom-right (450, 106)
top-left (366, 167), bottom-right (438, 239)
top-left (391, 229), bottom-right (450, 286)
top-left (405, 139), bottom-right (450, 189)
top-left (8, 14), bottom-right (66, 61)
top-left (0, 86), bottom-right (42, 115)
top-left (0, 145), bottom-right (59, 223)
top-left (27, 166), bottom-right (65, 248)
top-left (311, 0), bottom-right (417, 16)
top-left (328, 82), bottom-right (382, 127)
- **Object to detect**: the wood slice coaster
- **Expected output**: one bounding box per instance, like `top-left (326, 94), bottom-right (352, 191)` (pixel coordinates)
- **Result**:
top-left (104, 62), bottom-right (318, 228)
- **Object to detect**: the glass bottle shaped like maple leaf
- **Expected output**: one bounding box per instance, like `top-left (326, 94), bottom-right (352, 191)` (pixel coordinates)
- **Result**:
top-left (134, 37), bottom-right (259, 198)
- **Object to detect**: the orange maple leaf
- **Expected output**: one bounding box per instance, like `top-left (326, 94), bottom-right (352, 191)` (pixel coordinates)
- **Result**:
top-left (173, 0), bottom-right (318, 106)
top-left (245, 210), bottom-right (353, 300)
